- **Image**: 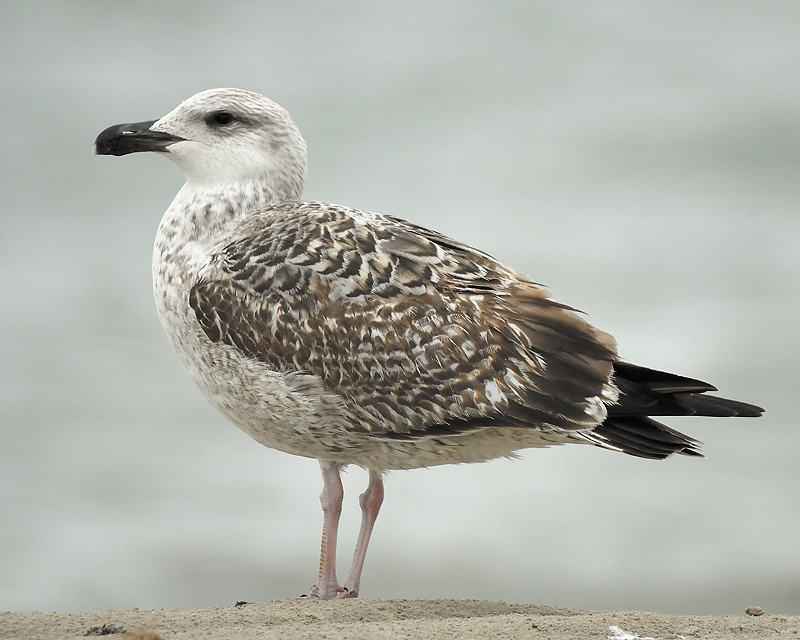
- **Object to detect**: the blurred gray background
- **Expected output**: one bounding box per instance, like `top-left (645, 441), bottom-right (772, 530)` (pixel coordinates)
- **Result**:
top-left (1, 0), bottom-right (798, 616)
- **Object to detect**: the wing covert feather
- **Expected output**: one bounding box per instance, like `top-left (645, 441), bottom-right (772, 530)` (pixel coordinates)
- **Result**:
top-left (189, 201), bottom-right (618, 436)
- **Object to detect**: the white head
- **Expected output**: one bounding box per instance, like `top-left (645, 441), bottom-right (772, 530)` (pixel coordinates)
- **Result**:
top-left (95, 88), bottom-right (308, 201)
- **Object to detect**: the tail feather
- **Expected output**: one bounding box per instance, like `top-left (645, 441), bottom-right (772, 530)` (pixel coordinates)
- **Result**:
top-left (593, 416), bottom-right (703, 459)
top-left (592, 362), bottom-right (764, 460)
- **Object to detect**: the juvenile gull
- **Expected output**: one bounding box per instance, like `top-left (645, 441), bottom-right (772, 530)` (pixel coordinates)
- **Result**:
top-left (94, 88), bottom-right (763, 600)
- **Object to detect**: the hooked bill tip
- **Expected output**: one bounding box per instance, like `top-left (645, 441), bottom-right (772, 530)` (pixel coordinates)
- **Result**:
top-left (94, 120), bottom-right (183, 156)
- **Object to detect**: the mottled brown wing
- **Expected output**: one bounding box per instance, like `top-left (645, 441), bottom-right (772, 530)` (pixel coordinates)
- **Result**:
top-left (189, 200), bottom-right (618, 436)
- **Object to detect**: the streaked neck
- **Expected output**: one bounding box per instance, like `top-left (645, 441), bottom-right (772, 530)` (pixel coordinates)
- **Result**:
top-left (160, 179), bottom-right (285, 246)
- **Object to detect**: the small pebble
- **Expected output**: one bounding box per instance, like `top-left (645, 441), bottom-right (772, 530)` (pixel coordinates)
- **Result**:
top-left (746, 606), bottom-right (764, 616)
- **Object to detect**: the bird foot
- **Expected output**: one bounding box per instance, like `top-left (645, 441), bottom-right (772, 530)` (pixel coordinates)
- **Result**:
top-left (300, 584), bottom-right (358, 600)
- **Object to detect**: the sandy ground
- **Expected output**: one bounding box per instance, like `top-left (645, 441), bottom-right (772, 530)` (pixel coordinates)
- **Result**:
top-left (2, 599), bottom-right (797, 640)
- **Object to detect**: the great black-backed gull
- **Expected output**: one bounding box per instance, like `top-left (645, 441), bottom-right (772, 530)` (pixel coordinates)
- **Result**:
top-left (94, 88), bottom-right (763, 600)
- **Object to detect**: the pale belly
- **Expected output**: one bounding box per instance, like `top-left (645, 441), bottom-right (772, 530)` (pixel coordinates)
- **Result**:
top-left (164, 323), bottom-right (589, 470)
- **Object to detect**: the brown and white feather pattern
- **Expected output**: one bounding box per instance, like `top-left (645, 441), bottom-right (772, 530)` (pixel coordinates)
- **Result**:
top-left (189, 200), bottom-right (620, 450)
top-left (96, 88), bottom-right (764, 601)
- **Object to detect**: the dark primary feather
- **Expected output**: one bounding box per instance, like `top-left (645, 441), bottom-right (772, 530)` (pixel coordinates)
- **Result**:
top-left (594, 362), bottom-right (764, 459)
top-left (189, 200), bottom-right (763, 459)
top-left (611, 362), bottom-right (763, 419)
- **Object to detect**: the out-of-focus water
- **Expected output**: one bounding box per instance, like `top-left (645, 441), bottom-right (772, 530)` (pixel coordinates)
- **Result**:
top-left (1, 0), bottom-right (798, 615)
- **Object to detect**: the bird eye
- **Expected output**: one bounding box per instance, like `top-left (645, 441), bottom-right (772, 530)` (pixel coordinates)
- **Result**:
top-left (208, 112), bottom-right (235, 127)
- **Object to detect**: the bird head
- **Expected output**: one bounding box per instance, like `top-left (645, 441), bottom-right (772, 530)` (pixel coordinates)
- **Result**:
top-left (94, 88), bottom-right (308, 201)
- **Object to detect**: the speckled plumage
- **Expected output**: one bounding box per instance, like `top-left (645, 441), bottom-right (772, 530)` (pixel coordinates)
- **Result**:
top-left (186, 198), bottom-right (624, 468)
top-left (95, 88), bottom-right (763, 599)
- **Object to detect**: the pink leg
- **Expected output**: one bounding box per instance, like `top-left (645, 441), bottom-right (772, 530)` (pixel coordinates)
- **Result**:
top-left (342, 470), bottom-right (384, 598)
top-left (307, 462), bottom-right (345, 600)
